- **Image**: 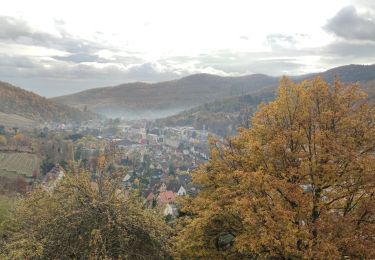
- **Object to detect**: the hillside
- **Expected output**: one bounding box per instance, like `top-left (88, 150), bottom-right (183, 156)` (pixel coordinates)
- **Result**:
top-left (0, 112), bottom-right (36, 129)
top-left (51, 74), bottom-right (278, 119)
top-left (158, 66), bottom-right (375, 136)
top-left (156, 89), bottom-right (275, 136)
top-left (52, 64), bottom-right (375, 120)
top-left (0, 153), bottom-right (40, 182)
top-left (0, 81), bottom-right (95, 126)
top-left (294, 64), bottom-right (375, 83)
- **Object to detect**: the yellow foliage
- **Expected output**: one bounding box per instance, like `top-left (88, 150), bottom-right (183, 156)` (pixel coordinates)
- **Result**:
top-left (174, 77), bottom-right (375, 259)
top-left (0, 135), bottom-right (7, 146)
top-left (1, 172), bottom-right (171, 259)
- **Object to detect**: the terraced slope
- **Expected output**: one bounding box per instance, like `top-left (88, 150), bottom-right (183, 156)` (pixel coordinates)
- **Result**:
top-left (0, 153), bottom-right (40, 181)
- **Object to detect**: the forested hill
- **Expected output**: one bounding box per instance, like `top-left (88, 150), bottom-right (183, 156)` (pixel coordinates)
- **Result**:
top-left (0, 81), bottom-right (95, 124)
top-left (158, 65), bottom-right (375, 136)
top-left (52, 64), bottom-right (375, 119)
top-left (293, 64), bottom-right (375, 83)
top-left (51, 74), bottom-right (278, 119)
top-left (156, 89), bottom-right (275, 136)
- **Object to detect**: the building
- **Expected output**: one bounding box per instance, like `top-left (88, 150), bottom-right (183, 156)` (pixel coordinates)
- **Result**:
top-left (177, 185), bottom-right (187, 196)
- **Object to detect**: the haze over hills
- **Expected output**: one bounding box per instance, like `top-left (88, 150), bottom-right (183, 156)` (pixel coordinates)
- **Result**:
top-left (51, 74), bottom-right (278, 119)
top-left (157, 64), bottom-right (375, 136)
top-left (156, 89), bottom-right (275, 136)
top-left (0, 81), bottom-right (95, 128)
top-left (52, 64), bottom-right (375, 120)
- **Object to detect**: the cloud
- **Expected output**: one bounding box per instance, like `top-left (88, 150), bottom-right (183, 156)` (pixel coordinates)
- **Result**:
top-left (324, 6), bottom-right (375, 41)
top-left (0, 16), bottom-right (49, 41)
top-left (265, 34), bottom-right (298, 50)
top-left (322, 41), bottom-right (375, 57)
top-left (0, 8), bottom-right (374, 98)
top-left (0, 15), bottom-right (108, 55)
top-left (172, 50), bottom-right (314, 76)
top-left (351, 0), bottom-right (375, 10)
top-left (52, 53), bottom-right (108, 63)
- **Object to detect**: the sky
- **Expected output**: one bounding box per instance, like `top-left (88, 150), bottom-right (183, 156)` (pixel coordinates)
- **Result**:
top-left (0, 0), bottom-right (374, 97)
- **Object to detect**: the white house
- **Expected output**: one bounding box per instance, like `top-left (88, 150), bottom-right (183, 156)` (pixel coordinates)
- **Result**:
top-left (176, 185), bottom-right (187, 196)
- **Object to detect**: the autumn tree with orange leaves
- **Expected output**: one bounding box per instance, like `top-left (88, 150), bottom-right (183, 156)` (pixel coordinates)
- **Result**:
top-left (174, 77), bottom-right (375, 259)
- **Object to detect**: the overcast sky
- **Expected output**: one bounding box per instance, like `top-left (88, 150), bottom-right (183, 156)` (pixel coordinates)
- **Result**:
top-left (0, 0), bottom-right (374, 97)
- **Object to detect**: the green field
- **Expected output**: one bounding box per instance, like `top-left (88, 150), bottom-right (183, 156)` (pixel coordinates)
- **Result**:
top-left (0, 153), bottom-right (40, 180)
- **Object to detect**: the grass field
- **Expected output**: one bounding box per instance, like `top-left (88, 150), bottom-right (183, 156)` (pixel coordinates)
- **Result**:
top-left (0, 112), bottom-right (37, 129)
top-left (0, 153), bottom-right (40, 180)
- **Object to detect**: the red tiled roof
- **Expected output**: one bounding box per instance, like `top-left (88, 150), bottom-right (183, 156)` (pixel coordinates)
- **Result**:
top-left (158, 191), bottom-right (176, 204)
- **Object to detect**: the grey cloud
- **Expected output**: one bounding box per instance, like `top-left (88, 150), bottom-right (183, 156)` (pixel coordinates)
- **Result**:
top-left (0, 53), bottom-right (177, 82)
top-left (191, 47), bottom-right (317, 75)
top-left (0, 16), bottom-right (109, 55)
top-left (266, 34), bottom-right (297, 50)
top-left (52, 53), bottom-right (108, 63)
top-left (250, 59), bottom-right (304, 75)
top-left (1, 13), bottom-right (374, 97)
top-left (0, 54), bottom-right (40, 70)
top-left (322, 41), bottom-right (375, 57)
top-left (111, 55), bottom-right (145, 65)
top-left (0, 16), bottom-right (48, 41)
top-left (168, 51), bottom-right (309, 76)
top-left (0, 57), bottom-right (184, 96)
top-left (123, 63), bottom-right (178, 81)
top-left (324, 6), bottom-right (375, 41)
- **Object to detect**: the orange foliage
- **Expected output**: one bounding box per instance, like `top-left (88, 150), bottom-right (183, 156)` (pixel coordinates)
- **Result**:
top-left (175, 77), bottom-right (375, 259)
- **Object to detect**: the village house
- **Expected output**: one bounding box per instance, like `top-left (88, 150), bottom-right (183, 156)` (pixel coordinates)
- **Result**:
top-left (177, 185), bottom-right (187, 196)
top-left (158, 190), bottom-right (176, 205)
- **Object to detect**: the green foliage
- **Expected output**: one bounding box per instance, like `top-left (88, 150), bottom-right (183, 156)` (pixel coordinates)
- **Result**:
top-left (40, 155), bottom-right (54, 175)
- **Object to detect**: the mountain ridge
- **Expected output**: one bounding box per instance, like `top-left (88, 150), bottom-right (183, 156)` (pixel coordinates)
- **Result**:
top-left (51, 64), bottom-right (375, 119)
top-left (157, 65), bottom-right (375, 136)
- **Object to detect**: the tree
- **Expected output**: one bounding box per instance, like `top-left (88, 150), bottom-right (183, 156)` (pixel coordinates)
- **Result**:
top-left (11, 134), bottom-right (29, 147)
top-left (0, 125), bottom-right (5, 135)
top-left (0, 195), bottom-right (17, 248)
top-left (169, 161), bottom-right (176, 175)
top-left (174, 77), bottom-right (375, 259)
top-left (0, 135), bottom-right (7, 146)
top-left (40, 155), bottom-right (55, 175)
top-left (1, 165), bottom-right (171, 259)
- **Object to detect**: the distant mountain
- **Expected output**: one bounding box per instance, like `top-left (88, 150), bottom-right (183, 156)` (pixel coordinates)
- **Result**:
top-left (0, 81), bottom-right (95, 127)
top-left (51, 74), bottom-right (278, 119)
top-left (293, 64), bottom-right (375, 83)
top-left (52, 64), bottom-right (375, 120)
top-left (158, 64), bottom-right (375, 136)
